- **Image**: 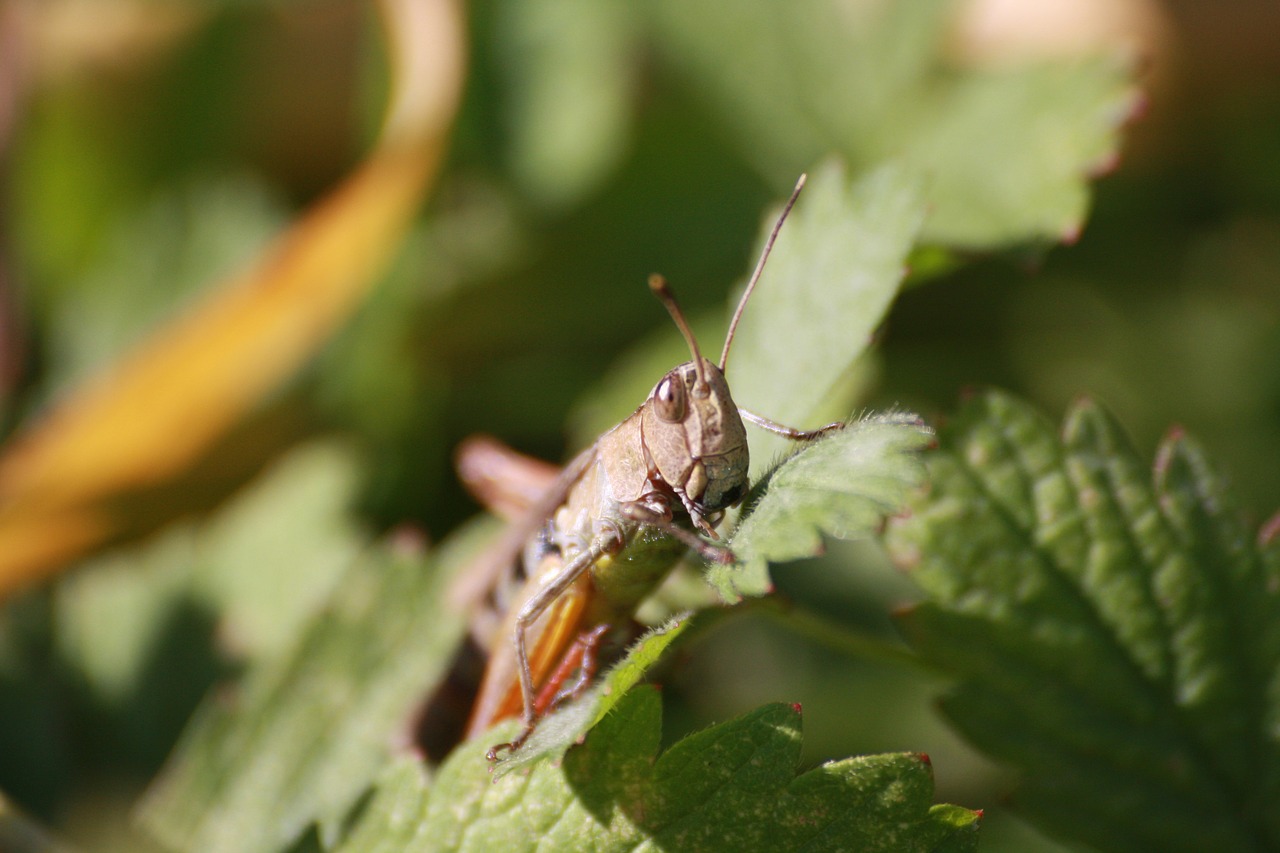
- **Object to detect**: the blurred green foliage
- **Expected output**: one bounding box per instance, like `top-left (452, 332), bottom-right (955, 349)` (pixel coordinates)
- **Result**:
top-left (1, 0), bottom-right (1278, 851)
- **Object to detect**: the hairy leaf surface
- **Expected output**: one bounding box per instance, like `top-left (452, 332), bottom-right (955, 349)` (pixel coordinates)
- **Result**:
top-left (354, 688), bottom-right (980, 853)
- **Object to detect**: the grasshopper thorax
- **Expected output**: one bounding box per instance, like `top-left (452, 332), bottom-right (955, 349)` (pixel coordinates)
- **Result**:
top-left (641, 357), bottom-right (748, 515)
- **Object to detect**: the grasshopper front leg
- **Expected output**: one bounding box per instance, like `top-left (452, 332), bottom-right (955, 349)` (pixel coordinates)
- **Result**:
top-left (620, 498), bottom-right (733, 564)
top-left (739, 408), bottom-right (843, 441)
top-left (486, 529), bottom-right (623, 760)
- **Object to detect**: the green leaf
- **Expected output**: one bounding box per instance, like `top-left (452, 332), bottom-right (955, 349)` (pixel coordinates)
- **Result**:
top-left (395, 687), bottom-right (979, 852)
top-left (497, 0), bottom-right (638, 208)
top-left (728, 161), bottom-right (926, 473)
top-left (36, 441), bottom-right (363, 782)
top-left (487, 613), bottom-right (695, 777)
top-left (332, 759), bottom-right (433, 853)
top-left (885, 390), bottom-right (1280, 852)
top-left (54, 442), bottom-right (363, 697)
top-left (650, 0), bottom-right (1135, 248)
top-left (651, 0), bottom-right (954, 170)
top-left (717, 410), bottom-right (935, 600)
top-left (892, 59), bottom-right (1134, 247)
top-left (138, 523), bottom-right (489, 853)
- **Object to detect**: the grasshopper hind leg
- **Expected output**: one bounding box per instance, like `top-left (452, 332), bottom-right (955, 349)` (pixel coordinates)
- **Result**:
top-left (484, 623), bottom-right (614, 761)
top-left (487, 531), bottom-right (621, 761)
top-left (542, 623), bottom-right (612, 712)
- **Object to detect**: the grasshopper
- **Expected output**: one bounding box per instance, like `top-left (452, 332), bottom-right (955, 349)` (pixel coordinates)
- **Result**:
top-left (452, 175), bottom-right (840, 760)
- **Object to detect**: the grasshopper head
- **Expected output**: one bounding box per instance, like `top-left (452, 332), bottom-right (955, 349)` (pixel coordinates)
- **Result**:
top-left (641, 358), bottom-right (749, 515)
top-left (641, 175), bottom-right (805, 522)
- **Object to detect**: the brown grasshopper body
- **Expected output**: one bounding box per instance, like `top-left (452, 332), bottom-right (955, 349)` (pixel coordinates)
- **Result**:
top-left (453, 176), bottom-right (838, 759)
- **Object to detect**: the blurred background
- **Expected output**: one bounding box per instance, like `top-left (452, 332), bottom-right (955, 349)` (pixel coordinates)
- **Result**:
top-left (0, 0), bottom-right (1277, 850)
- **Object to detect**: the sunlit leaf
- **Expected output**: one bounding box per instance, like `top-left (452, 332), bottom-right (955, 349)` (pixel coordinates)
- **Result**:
top-left (896, 59), bottom-right (1135, 246)
top-left (54, 441), bottom-right (363, 697)
top-left (35, 441), bottom-right (363, 790)
top-left (138, 523), bottom-right (480, 853)
top-left (651, 0), bottom-right (1135, 248)
top-left (413, 688), bottom-right (979, 852)
top-left (332, 759), bottom-right (432, 853)
top-left (487, 613), bottom-right (695, 777)
top-left (719, 410), bottom-right (935, 600)
top-left (886, 391), bottom-right (1280, 852)
top-left (728, 161), bottom-right (926, 473)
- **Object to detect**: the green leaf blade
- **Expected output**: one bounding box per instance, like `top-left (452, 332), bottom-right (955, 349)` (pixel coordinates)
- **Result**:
top-left (652, 0), bottom-right (1134, 249)
top-left (1152, 431), bottom-right (1280, 822)
top-left (730, 161), bottom-right (927, 471)
top-left (718, 410), bottom-right (935, 600)
top-left (888, 390), bottom-right (1280, 852)
top-left (485, 614), bottom-right (692, 778)
top-left (408, 688), bottom-right (978, 852)
top-left (896, 58), bottom-right (1136, 247)
top-left (138, 525), bottom-right (487, 853)
top-left (334, 759), bottom-right (433, 853)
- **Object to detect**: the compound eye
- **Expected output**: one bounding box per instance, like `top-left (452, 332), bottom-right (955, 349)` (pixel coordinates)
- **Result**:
top-left (654, 374), bottom-right (686, 422)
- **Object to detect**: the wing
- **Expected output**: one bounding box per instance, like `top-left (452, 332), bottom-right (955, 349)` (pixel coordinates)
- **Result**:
top-left (455, 434), bottom-right (561, 521)
top-left (446, 442), bottom-right (597, 623)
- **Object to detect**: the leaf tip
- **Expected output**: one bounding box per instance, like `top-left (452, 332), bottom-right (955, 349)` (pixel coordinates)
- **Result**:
top-left (1259, 510), bottom-right (1280, 548)
top-left (790, 702), bottom-right (803, 715)
top-left (897, 503), bottom-right (920, 521)
top-left (1086, 149), bottom-right (1122, 179)
top-left (1123, 87), bottom-right (1151, 125)
top-left (917, 751), bottom-right (932, 766)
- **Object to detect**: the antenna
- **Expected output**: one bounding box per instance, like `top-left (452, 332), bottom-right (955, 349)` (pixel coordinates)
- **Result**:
top-left (649, 274), bottom-right (708, 391)
top-left (719, 174), bottom-right (806, 372)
